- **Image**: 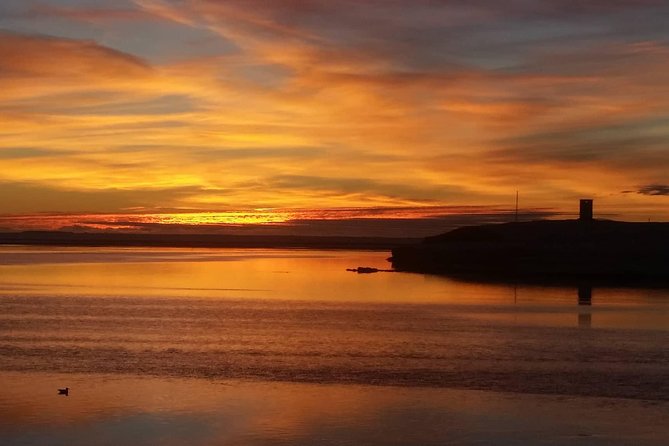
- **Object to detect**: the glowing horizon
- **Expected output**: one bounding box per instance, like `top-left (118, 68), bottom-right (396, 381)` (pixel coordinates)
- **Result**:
top-left (0, 205), bottom-right (553, 236)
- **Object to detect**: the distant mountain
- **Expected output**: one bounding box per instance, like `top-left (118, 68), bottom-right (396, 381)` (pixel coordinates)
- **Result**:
top-left (0, 231), bottom-right (417, 250)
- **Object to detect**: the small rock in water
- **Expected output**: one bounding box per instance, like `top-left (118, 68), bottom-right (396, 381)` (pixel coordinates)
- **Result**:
top-left (347, 267), bottom-right (380, 274)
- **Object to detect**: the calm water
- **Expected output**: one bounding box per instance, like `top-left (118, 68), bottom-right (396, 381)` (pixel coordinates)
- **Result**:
top-left (1, 246), bottom-right (668, 445)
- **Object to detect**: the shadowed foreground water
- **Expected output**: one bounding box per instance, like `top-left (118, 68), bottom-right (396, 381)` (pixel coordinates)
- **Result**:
top-left (2, 372), bottom-right (668, 446)
top-left (0, 247), bottom-right (668, 445)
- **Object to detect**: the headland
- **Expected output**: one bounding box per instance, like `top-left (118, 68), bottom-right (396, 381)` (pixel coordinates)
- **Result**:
top-left (390, 218), bottom-right (669, 285)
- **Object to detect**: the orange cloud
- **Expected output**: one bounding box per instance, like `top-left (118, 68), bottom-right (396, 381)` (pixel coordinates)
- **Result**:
top-left (0, 1), bottom-right (668, 231)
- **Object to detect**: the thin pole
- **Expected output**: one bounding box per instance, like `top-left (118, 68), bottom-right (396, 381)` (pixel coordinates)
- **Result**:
top-left (515, 191), bottom-right (519, 222)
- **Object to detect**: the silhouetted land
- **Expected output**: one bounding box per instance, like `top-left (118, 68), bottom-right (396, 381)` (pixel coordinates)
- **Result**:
top-left (0, 231), bottom-right (417, 250)
top-left (391, 219), bottom-right (669, 285)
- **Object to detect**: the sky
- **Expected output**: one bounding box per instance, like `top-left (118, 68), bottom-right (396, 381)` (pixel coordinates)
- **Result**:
top-left (1, 0), bottom-right (668, 236)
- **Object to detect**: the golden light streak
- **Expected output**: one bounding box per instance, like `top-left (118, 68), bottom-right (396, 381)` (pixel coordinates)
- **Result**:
top-left (0, 206), bottom-right (521, 232)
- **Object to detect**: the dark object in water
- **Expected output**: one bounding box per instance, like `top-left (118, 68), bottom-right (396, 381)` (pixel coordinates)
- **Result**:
top-left (347, 267), bottom-right (380, 273)
top-left (57, 387), bottom-right (69, 396)
top-left (347, 267), bottom-right (395, 274)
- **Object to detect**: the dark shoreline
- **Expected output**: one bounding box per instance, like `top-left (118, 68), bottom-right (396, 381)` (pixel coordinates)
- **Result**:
top-left (0, 231), bottom-right (417, 251)
top-left (391, 219), bottom-right (669, 286)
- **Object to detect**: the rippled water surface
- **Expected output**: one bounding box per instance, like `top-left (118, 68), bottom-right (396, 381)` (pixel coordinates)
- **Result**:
top-left (1, 246), bottom-right (668, 445)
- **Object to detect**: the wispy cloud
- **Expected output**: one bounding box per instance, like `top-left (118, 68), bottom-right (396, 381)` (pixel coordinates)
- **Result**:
top-left (637, 185), bottom-right (669, 196)
top-left (0, 0), bottom-right (668, 231)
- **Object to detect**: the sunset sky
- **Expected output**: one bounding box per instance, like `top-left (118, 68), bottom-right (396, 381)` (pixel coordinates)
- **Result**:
top-left (1, 0), bottom-right (668, 236)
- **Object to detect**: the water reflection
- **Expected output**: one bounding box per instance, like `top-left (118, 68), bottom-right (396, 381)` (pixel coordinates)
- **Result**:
top-left (578, 312), bottom-right (592, 328)
top-left (1, 372), bottom-right (668, 446)
top-left (1, 246), bottom-right (668, 308)
top-left (577, 285), bottom-right (593, 328)
top-left (1, 246), bottom-right (669, 335)
top-left (1, 247), bottom-right (669, 445)
top-left (1, 249), bottom-right (668, 387)
top-left (578, 285), bottom-right (593, 306)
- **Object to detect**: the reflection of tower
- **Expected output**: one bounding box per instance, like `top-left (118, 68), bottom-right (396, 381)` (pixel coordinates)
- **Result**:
top-left (578, 285), bottom-right (592, 305)
top-left (579, 199), bottom-right (593, 221)
top-left (578, 312), bottom-right (592, 328)
top-left (578, 285), bottom-right (592, 328)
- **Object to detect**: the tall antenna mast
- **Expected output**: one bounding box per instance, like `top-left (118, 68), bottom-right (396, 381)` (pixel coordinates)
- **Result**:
top-left (515, 191), bottom-right (519, 222)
